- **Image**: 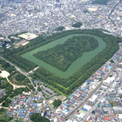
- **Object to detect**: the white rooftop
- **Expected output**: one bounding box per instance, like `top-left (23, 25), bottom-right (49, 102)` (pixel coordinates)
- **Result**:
top-left (100, 98), bottom-right (105, 103)
top-left (89, 94), bottom-right (97, 102)
top-left (83, 104), bottom-right (91, 111)
top-left (103, 76), bottom-right (115, 84)
top-left (118, 114), bottom-right (122, 119)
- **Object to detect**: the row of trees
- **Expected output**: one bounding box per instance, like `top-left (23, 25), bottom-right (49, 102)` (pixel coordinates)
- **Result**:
top-left (34, 36), bottom-right (98, 71)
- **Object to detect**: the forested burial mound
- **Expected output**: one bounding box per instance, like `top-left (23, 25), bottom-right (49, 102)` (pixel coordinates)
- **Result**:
top-left (34, 36), bottom-right (98, 71)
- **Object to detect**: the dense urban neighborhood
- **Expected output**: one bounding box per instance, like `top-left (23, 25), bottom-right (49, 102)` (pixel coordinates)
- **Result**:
top-left (0, 0), bottom-right (122, 122)
top-left (0, 0), bottom-right (122, 37)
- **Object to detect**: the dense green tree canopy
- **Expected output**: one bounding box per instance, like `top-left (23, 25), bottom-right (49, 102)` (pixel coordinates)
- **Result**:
top-left (9, 87), bottom-right (30, 98)
top-left (72, 22), bottom-right (82, 28)
top-left (3, 29), bottom-right (122, 96)
top-left (32, 29), bottom-right (121, 95)
top-left (31, 113), bottom-right (50, 122)
top-left (0, 108), bottom-right (6, 113)
top-left (53, 99), bottom-right (62, 108)
top-left (110, 59), bottom-right (114, 63)
top-left (83, 9), bottom-right (90, 13)
top-left (0, 80), bottom-right (13, 103)
top-left (34, 36), bottom-right (98, 71)
top-left (2, 98), bottom-right (11, 107)
top-left (15, 74), bottom-right (25, 82)
top-left (56, 26), bottom-right (65, 31)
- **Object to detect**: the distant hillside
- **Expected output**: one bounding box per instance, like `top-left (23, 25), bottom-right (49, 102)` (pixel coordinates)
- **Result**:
top-left (92, 0), bottom-right (111, 5)
top-left (6, 0), bottom-right (24, 2)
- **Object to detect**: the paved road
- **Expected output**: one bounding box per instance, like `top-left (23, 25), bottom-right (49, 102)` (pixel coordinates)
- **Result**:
top-left (0, 106), bottom-right (8, 109)
top-left (108, 0), bottom-right (122, 26)
top-left (6, 14), bottom-right (40, 25)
